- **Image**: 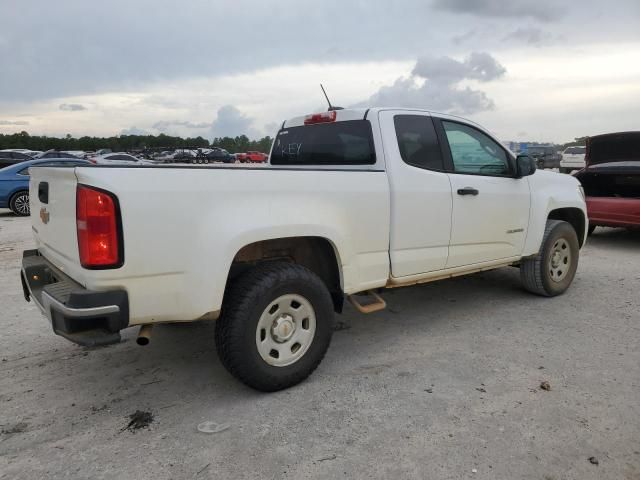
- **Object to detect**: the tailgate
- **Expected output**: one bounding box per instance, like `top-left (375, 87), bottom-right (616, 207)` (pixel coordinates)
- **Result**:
top-left (29, 167), bottom-right (84, 281)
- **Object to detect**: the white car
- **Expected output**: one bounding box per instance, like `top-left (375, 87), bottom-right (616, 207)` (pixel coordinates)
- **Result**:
top-left (22, 107), bottom-right (587, 392)
top-left (560, 146), bottom-right (586, 173)
top-left (90, 152), bottom-right (144, 165)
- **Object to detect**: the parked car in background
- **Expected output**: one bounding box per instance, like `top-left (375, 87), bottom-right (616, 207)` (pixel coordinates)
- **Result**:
top-left (0, 158), bottom-right (92, 216)
top-left (149, 150), bottom-right (177, 163)
top-left (96, 149), bottom-right (112, 156)
top-left (245, 151), bottom-right (269, 162)
top-left (172, 149), bottom-right (198, 163)
top-left (528, 145), bottom-right (562, 169)
top-left (63, 151), bottom-right (86, 158)
top-left (91, 153), bottom-right (143, 165)
top-left (574, 131), bottom-right (640, 234)
top-left (234, 152), bottom-right (248, 162)
top-left (33, 150), bottom-right (81, 160)
top-left (560, 146), bottom-right (586, 173)
top-left (0, 149), bottom-right (34, 168)
top-left (206, 148), bottom-right (235, 163)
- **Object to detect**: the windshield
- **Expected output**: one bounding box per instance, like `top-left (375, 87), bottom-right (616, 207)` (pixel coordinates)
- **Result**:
top-left (270, 120), bottom-right (375, 166)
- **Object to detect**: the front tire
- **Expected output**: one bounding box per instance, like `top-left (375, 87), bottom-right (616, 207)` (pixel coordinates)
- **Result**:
top-left (215, 262), bottom-right (334, 392)
top-left (520, 220), bottom-right (579, 297)
top-left (9, 191), bottom-right (30, 216)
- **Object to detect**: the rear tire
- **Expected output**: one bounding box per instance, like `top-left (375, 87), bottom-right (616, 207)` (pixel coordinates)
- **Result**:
top-left (520, 220), bottom-right (579, 297)
top-left (9, 191), bottom-right (30, 216)
top-left (215, 262), bottom-right (334, 392)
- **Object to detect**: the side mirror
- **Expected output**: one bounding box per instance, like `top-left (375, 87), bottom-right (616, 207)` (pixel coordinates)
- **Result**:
top-left (515, 154), bottom-right (537, 178)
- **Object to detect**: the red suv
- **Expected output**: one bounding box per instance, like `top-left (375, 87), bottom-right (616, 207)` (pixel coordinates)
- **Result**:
top-left (245, 151), bottom-right (268, 163)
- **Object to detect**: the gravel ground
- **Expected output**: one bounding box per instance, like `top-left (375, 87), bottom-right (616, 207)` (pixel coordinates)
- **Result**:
top-left (0, 210), bottom-right (638, 480)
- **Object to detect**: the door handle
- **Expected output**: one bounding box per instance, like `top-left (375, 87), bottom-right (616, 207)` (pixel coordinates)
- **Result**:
top-left (457, 187), bottom-right (479, 196)
top-left (38, 182), bottom-right (49, 204)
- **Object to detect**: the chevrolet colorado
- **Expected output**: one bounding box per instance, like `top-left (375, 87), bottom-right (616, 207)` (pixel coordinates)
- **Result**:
top-left (21, 108), bottom-right (588, 391)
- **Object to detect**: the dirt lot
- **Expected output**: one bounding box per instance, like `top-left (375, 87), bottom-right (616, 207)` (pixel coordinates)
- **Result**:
top-left (0, 210), bottom-right (638, 480)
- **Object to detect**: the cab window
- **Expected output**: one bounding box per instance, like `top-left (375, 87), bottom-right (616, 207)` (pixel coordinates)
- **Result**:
top-left (442, 121), bottom-right (510, 176)
top-left (394, 115), bottom-right (444, 171)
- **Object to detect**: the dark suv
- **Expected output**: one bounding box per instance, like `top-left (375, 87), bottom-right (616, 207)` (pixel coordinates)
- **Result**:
top-left (527, 146), bottom-right (562, 169)
top-left (206, 148), bottom-right (234, 163)
top-left (0, 150), bottom-right (33, 169)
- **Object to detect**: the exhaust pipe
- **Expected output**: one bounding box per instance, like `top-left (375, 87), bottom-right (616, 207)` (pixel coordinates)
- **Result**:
top-left (137, 324), bottom-right (153, 346)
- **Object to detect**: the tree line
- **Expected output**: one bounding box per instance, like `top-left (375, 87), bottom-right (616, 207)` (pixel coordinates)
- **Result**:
top-left (0, 131), bottom-right (274, 154)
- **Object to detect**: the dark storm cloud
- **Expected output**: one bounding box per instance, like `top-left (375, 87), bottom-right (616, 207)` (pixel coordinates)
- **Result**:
top-left (59, 103), bottom-right (87, 111)
top-left (360, 52), bottom-right (506, 114)
top-left (432, 0), bottom-right (562, 22)
top-left (0, 0), bottom-right (434, 102)
top-left (412, 52), bottom-right (506, 83)
top-left (0, 0), bottom-right (637, 105)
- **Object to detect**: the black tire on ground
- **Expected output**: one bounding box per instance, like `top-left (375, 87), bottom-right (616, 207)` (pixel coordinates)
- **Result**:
top-left (520, 220), bottom-right (580, 297)
top-left (215, 261), bottom-right (334, 392)
top-left (9, 191), bottom-right (30, 216)
top-left (588, 224), bottom-right (596, 236)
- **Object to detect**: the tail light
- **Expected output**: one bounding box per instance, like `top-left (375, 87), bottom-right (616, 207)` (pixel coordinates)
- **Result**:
top-left (76, 185), bottom-right (123, 268)
top-left (304, 111), bottom-right (336, 125)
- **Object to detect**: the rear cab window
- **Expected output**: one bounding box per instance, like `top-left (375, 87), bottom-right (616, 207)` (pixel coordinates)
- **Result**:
top-left (565, 146), bottom-right (585, 155)
top-left (270, 120), bottom-right (376, 166)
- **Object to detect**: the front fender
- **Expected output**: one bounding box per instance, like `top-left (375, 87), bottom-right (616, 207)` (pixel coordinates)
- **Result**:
top-left (523, 171), bottom-right (588, 255)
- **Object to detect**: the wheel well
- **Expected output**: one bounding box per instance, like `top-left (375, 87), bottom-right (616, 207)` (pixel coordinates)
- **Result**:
top-left (229, 237), bottom-right (344, 312)
top-left (10, 189), bottom-right (28, 201)
top-left (9, 189), bottom-right (29, 208)
top-left (548, 208), bottom-right (586, 247)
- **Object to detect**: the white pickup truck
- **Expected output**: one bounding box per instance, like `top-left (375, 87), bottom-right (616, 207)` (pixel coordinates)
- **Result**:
top-left (21, 108), bottom-right (588, 391)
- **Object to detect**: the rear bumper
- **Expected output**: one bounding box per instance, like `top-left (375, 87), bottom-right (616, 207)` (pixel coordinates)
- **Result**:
top-left (586, 197), bottom-right (640, 228)
top-left (21, 249), bottom-right (129, 347)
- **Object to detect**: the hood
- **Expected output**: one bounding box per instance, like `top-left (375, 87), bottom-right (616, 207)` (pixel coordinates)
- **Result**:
top-left (586, 131), bottom-right (640, 167)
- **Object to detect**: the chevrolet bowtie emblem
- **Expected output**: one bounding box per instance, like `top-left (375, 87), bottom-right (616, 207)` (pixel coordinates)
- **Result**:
top-left (40, 207), bottom-right (50, 224)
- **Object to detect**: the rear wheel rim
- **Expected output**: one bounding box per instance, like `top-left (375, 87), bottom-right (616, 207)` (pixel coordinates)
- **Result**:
top-left (549, 238), bottom-right (571, 282)
top-left (14, 194), bottom-right (29, 215)
top-left (255, 293), bottom-right (316, 367)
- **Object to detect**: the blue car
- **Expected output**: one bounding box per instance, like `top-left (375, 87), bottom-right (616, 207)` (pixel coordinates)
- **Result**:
top-left (0, 158), bottom-right (92, 216)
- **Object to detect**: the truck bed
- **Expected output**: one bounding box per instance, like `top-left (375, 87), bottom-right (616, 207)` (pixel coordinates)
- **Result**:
top-left (29, 165), bottom-right (391, 325)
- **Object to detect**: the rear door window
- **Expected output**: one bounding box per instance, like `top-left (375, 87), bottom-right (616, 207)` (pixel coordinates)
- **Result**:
top-left (270, 120), bottom-right (375, 166)
top-left (393, 115), bottom-right (444, 170)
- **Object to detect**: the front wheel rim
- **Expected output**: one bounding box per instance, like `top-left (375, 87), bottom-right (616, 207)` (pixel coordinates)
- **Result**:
top-left (255, 293), bottom-right (316, 367)
top-left (549, 238), bottom-right (571, 282)
top-left (14, 194), bottom-right (30, 215)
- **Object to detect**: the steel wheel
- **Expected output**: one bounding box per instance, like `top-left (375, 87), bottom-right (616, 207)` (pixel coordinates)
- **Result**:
top-left (11, 192), bottom-right (30, 216)
top-left (255, 293), bottom-right (316, 367)
top-left (548, 238), bottom-right (571, 282)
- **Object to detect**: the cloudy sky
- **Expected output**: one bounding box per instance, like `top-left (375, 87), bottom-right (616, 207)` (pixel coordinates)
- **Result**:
top-left (1, 0), bottom-right (639, 143)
